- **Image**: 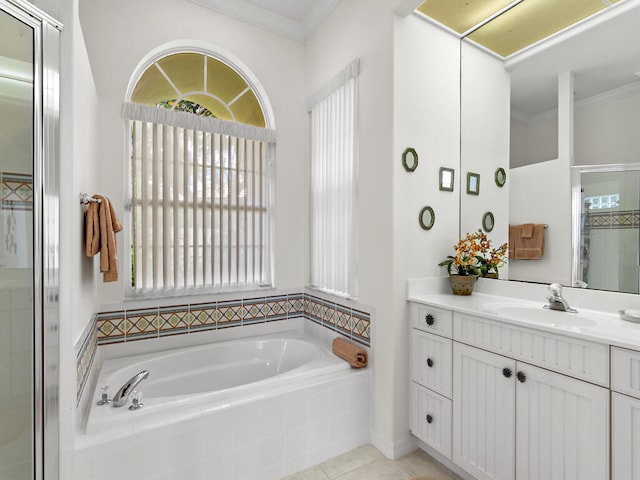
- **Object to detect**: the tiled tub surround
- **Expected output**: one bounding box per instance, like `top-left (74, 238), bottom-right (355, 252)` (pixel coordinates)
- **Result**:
top-left (76, 291), bottom-right (372, 405)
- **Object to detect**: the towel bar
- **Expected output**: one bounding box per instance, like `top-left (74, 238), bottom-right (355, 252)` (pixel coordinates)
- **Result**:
top-left (80, 193), bottom-right (102, 204)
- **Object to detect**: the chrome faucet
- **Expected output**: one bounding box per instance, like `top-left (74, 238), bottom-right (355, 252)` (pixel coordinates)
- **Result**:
top-left (544, 283), bottom-right (577, 313)
top-left (112, 370), bottom-right (149, 407)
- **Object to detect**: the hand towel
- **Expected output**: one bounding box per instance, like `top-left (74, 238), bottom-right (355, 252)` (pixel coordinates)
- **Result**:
top-left (332, 337), bottom-right (368, 368)
top-left (509, 224), bottom-right (544, 260)
top-left (521, 223), bottom-right (534, 239)
top-left (84, 195), bottom-right (123, 282)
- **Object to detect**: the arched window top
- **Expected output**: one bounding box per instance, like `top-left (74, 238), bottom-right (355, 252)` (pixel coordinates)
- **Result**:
top-left (130, 52), bottom-right (266, 128)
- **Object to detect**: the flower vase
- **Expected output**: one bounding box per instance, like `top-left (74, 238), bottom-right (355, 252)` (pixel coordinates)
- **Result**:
top-left (449, 274), bottom-right (475, 295)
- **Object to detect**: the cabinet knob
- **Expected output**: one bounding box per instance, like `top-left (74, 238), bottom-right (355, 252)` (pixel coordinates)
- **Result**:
top-left (426, 414), bottom-right (433, 424)
top-left (425, 314), bottom-right (435, 326)
top-left (516, 371), bottom-right (527, 383)
top-left (502, 367), bottom-right (512, 378)
top-left (426, 358), bottom-right (434, 368)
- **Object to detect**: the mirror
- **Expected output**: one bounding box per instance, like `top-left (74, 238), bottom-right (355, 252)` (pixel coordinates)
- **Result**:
top-left (482, 212), bottom-right (495, 232)
top-left (460, 1), bottom-right (640, 292)
top-left (402, 147), bottom-right (418, 172)
top-left (418, 206), bottom-right (435, 230)
top-left (495, 168), bottom-right (506, 187)
top-left (466, 172), bottom-right (480, 195)
top-left (439, 167), bottom-right (454, 191)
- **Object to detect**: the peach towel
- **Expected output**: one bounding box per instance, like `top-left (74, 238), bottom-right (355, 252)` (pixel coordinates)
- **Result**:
top-left (85, 195), bottom-right (123, 282)
top-left (332, 337), bottom-right (368, 368)
top-left (509, 223), bottom-right (544, 260)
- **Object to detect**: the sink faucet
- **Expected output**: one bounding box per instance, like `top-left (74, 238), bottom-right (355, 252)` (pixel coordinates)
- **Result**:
top-left (544, 283), bottom-right (577, 313)
top-left (112, 370), bottom-right (149, 407)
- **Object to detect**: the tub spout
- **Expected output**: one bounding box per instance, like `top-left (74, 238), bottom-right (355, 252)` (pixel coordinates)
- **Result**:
top-left (112, 370), bottom-right (149, 407)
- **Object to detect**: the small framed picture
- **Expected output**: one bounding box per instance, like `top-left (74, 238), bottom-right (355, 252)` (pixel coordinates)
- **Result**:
top-left (439, 167), bottom-right (455, 192)
top-left (467, 172), bottom-right (480, 195)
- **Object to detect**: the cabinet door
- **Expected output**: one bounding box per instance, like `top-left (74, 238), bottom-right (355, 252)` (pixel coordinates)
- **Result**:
top-left (453, 342), bottom-right (516, 480)
top-left (411, 330), bottom-right (452, 398)
top-left (410, 382), bottom-right (452, 459)
top-left (515, 362), bottom-right (609, 480)
top-left (612, 392), bottom-right (640, 480)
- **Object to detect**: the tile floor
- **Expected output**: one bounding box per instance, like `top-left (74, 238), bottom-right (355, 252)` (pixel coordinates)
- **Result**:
top-left (281, 444), bottom-right (462, 480)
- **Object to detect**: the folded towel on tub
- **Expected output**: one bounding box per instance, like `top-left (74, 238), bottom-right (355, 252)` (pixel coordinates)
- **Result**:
top-left (332, 337), bottom-right (368, 368)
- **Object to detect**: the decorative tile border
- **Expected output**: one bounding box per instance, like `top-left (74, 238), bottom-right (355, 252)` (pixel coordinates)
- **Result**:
top-left (587, 210), bottom-right (640, 230)
top-left (76, 314), bottom-right (98, 406)
top-left (77, 291), bottom-right (371, 404)
top-left (1, 172), bottom-right (33, 210)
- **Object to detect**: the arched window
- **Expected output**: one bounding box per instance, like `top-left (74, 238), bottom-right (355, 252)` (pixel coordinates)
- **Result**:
top-left (123, 50), bottom-right (275, 296)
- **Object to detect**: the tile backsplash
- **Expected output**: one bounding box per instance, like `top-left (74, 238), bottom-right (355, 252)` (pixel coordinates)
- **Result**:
top-left (76, 291), bottom-right (371, 405)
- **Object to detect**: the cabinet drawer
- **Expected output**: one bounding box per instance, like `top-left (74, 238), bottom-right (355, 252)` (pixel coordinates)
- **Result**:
top-left (411, 330), bottom-right (452, 398)
top-left (411, 303), bottom-right (453, 338)
top-left (611, 347), bottom-right (640, 398)
top-left (410, 382), bottom-right (452, 459)
top-left (453, 312), bottom-right (609, 386)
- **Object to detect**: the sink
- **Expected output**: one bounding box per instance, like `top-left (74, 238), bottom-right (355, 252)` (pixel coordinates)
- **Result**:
top-left (482, 304), bottom-right (598, 328)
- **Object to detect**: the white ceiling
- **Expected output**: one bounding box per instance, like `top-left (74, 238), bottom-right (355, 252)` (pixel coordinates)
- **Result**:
top-left (185, 0), bottom-right (341, 41)
top-left (506, 0), bottom-right (640, 118)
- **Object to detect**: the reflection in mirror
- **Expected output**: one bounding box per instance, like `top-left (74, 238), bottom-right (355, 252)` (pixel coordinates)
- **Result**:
top-left (482, 211), bottom-right (495, 232)
top-left (418, 206), bottom-right (435, 230)
top-left (439, 167), bottom-right (454, 191)
top-left (572, 165), bottom-right (640, 294)
top-left (402, 147), bottom-right (418, 172)
top-left (494, 168), bottom-right (506, 187)
top-left (466, 172), bottom-right (480, 195)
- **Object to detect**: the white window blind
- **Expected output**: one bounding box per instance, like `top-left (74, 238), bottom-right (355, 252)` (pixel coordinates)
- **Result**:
top-left (123, 103), bottom-right (275, 294)
top-left (308, 59), bottom-right (359, 298)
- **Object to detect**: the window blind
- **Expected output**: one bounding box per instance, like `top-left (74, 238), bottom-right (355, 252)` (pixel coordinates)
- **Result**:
top-left (309, 59), bottom-right (359, 298)
top-left (127, 110), bottom-right (273, 294)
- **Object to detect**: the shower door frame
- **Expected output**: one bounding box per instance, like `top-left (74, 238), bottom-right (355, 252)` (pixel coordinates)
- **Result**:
top-left (571, 163), bottom-right (640, 292)
top-left (0, 1), bottom-right (61, 479)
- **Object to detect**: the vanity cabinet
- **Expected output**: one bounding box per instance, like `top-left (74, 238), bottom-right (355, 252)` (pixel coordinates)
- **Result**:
top-left (611, 347), bottom-right (640, 480)
top-left (410, 302), bottom-right (611, 480)
top-left (410, 304), bottom-right (453, 459)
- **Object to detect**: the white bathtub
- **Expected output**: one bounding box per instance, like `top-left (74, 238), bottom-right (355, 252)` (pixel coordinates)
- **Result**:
top-left (76, 328), bottom-right (370, 480)
top-left (84, 331), bottom-right (349, 435)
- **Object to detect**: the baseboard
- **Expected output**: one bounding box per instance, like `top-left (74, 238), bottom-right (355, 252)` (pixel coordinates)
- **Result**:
top-left (417, 441), bottom-right (476, 480)
top-left (370, 430), bottom-right (418, 460)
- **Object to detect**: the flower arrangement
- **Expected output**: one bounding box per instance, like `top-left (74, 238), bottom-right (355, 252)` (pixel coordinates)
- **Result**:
top-left (439, 230), bottom-right (508, 277)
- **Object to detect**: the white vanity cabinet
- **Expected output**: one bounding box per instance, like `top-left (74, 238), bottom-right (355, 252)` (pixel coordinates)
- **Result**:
top-left (410, 302), bottom-right (611, 480)
top-left (611, 347), bottom-right (640, 480)
top-left (409, 303), bottom-right (453, 459)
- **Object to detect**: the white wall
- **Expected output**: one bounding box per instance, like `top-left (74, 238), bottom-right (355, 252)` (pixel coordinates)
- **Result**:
top-left (575, 87), bottom-right (640, 165)
top-left (460, 41), bottom-right (510, 277)
top-left (509, 159), bottom-right (571, 284)
top-left (305, 0), bottom-right (397, 452)
top-left (77, 0), bottom-right (308, 310)
top-left (392, 14), bottom-right (461, 453)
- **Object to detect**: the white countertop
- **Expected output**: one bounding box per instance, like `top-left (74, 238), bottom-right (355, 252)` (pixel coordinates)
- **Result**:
top-left (408, 290), bottom-right (640, 351)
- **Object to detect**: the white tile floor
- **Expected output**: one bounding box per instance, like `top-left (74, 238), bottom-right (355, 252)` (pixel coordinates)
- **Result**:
top-left (281, 444), bottom-right (462, 480)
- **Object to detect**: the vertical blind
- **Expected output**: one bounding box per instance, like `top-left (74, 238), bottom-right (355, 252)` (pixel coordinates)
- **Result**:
top-left (309, 59), bottom-right (359, 298)
top-left (124, 103), bottom-right (275, 294)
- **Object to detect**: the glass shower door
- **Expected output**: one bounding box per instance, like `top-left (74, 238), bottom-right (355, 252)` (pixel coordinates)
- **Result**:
top-left (0, 7), bottom-right (34, 480)
top-left (577, 168), bottom-right (640, 294)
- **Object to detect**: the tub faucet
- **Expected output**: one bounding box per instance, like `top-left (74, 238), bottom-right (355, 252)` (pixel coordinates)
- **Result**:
top-left (544, 283), bottom-right (577, 313)
top-left (112, 370), bottom-right (149, 407)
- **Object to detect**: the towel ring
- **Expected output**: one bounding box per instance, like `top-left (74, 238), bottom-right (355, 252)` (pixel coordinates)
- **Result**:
top-left (80, 193), bottom-right (102, 204)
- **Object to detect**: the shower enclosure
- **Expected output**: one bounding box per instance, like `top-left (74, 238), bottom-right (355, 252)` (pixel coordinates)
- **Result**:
top-left (573, 164), bottom-right (640, 294)
top-left (0, 0), bottom-right (60, 479)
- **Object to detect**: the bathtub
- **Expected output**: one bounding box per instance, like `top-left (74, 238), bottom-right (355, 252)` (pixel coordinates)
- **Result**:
top-left (77, 328), bottom-right (370, 480)
top-left (84, 331), bottom-right (350, 435)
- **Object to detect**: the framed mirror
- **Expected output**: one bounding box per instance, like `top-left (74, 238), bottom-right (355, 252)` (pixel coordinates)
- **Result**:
top-left (482, 211), bottom-right (495, 232)
top-left (495, 167), bottom-right (506, 187)
top-left (439, 167), bottom-right (454, 191)
top-left (402, 147), bottom-right (418, 172)
top-left (418, 206), bottom-right (435, 230)
top-left (466, 172), bottom-right (480, 195)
